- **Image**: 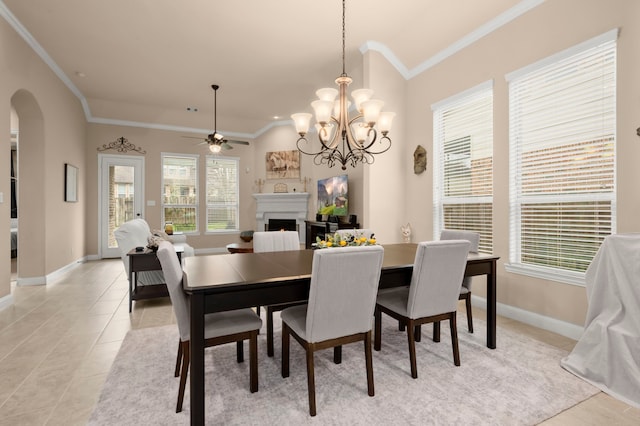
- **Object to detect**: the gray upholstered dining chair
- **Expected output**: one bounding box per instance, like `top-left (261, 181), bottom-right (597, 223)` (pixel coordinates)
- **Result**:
top-left (252, 230), bottom-right (303, 357)
top-left (253, 230), bottom-right (300, 253)
top-left (156, 241), bottom-right (262, 413)
top-left (280, 245), bottom-right (384, 416)
top-left (440, 229), bottom-right (480, 333)
top-left (374, 240), bottom-right (470, 378)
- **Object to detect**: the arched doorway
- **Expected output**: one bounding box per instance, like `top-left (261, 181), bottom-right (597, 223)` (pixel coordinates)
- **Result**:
top-left (11, 89), bottom-right (46, 284)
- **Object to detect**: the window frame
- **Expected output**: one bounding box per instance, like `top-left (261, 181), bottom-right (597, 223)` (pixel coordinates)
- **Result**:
top-left (161, 152), bottom-right (199, 234)
top-left (505, 29), bottom-right (618, 286)
top-left (432, 80), bottom-right (494, 254)
top-left (205, 155), bottom-right (240, 234)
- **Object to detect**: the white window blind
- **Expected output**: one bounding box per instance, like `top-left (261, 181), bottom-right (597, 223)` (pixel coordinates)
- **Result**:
top-left (206, 156), bottom-right (239, 232)
top-left (162, 154), bottom-right (198, 233)
top-left (507, 30), bottom-right (616, 282)
top-left (433, 81), bottom-right (493, 253)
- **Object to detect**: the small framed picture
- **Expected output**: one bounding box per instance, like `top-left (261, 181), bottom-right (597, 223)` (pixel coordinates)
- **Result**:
top-left (65, 163), bottom-right (78, 202)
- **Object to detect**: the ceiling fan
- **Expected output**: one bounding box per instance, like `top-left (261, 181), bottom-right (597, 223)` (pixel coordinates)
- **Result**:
top-left (184, 84), bottom-right (249, 153)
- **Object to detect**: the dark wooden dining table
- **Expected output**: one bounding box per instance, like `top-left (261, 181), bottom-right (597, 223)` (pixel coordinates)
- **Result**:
top-left (183, 243), bottom-right (499, 425)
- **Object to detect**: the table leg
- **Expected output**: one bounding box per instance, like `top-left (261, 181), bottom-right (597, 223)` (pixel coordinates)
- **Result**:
top-left (486, 261), bottom-right (497, 349)
top-left (128, 270), bottom-right (133, 313)
top-left (190, 293), bottom-right (205, 425)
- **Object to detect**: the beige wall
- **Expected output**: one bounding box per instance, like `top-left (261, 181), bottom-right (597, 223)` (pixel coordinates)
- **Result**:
top-left (0, 16), bottom-right (86, 299)
top-left (404, 0), bottom-right (640, 326)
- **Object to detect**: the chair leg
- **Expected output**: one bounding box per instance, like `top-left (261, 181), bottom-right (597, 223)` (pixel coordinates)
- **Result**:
top-left (306, 347), bottom-right (317, 416)
top-left (249, 332), bottom-right (259, 392)
top-left (398, 321), bottom-right (405, 331)
top-left (281, 323), bottom-right (290, 378)
top-left (176, 341), bottom-right (189, 413)
top-left (333, 345), bottom-right (342, 364)
top-left (450, 313), bottom-right (461, 366)
top-left (433, 321), bottom-right (441, 342)
top-left (364, 331), bottom-right (375, 397)
top-left (374, 306), bottom-right (382, 351)
top-left (414, 324), bottom-right (421, 342)
top-left (406, 320), bottom-right (418, 379)
top-left (465, 294), bottom-right (474, 333)
top-left (237, 340), bottom-right (244, 363)
top-left (174, 340), bottom-right (182, 377)
top-left (267, 306), bottom-right (275, 357)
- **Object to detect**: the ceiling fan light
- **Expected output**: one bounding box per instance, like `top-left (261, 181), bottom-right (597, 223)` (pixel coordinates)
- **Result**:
top-left (209, 143), bottom-right (222, 154)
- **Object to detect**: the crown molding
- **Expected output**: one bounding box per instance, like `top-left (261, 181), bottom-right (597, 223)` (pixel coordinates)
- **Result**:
top-left (361, 0), bottom-right (545, 80)
top-left (1, 0), bottom-right (545, 137)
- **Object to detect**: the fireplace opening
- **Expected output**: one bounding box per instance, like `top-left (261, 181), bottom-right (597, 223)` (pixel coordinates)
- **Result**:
top-left (267, 219), bottom-right (298, 232)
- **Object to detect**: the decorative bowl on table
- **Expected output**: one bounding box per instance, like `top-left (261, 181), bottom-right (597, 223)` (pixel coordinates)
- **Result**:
top-left (240, 230), bottom-right (254, 242)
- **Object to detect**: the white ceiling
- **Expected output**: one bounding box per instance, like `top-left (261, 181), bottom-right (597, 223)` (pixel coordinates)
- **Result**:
top-left (2, 0), bottom-right (541, 139)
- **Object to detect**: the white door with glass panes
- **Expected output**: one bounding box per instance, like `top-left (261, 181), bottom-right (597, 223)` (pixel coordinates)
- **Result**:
top-left (99, 154), bottom-right (144, 258)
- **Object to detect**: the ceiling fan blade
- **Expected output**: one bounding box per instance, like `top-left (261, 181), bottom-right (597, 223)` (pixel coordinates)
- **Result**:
top-left (225, 139), bottom-right (250, 145)
top-left (221, 142), bottom-right (234, 150)
top-left (182, 135), bottom-right (206, 140)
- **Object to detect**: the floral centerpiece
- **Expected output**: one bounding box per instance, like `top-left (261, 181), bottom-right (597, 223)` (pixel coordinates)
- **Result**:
top-left (315, 231), bottom-right (377, 248)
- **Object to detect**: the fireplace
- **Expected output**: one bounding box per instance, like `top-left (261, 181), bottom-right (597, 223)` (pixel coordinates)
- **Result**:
top-left (267, 219), bottom-right (298, 232)
top-left (253, 192), bottom-right (310, 244)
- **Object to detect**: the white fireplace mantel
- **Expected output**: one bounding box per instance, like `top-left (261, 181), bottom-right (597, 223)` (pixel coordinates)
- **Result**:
top-left (253, 192), bottom-right (310, 244)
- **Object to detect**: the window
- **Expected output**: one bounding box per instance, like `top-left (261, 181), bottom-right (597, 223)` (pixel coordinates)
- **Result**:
top-left (433, 81), bottom-right (493, 253)
top-left (506, 30), bottom-right (617, 284)
top-left (162, 154), bottom-right (198, 232)
top-left (206, 156), bottom-right (239, 232)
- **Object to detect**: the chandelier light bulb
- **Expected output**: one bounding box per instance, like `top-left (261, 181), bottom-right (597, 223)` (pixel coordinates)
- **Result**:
top-left (361, 99), bottom-right (384, 126)
top-left (351, 89), bottom-right (374, 112)
top-left (378, 111), bottom-right (396, 134)
top-left (311, 100), bottom-right (333, 124)
top-left (316, 88), bottom-right (339, 102)
top-left (291, 113), bottom-right (312, 135)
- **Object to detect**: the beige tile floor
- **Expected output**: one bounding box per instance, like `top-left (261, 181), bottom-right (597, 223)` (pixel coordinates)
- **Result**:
top-left (1, 258), bottom-right (639, 425)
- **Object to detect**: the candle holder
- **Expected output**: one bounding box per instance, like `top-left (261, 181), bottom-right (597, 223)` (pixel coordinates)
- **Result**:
top-left (301, 177), bottom-right (312, 192)
top-left (255, 178), bottom-right (265, 193)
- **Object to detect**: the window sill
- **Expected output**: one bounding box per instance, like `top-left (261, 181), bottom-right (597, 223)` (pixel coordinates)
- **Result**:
top-left (204, 230), bottom-right (240, 236)
top-left (504, 263), bottom-right (585, 287)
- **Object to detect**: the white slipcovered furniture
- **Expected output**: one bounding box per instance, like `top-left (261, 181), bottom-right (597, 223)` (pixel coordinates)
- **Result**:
top-left (114, 218), bottom-right (194, 311)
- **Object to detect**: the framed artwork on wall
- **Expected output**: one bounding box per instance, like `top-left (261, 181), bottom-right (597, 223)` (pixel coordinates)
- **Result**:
top-left (265, 150), bottom-right (300, 179)
top-left (65, 163), bottom-right (78, 202)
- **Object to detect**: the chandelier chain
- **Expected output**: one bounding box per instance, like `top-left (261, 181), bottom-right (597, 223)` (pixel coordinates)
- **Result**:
top-left (341, 0), bottom-right (346, 77)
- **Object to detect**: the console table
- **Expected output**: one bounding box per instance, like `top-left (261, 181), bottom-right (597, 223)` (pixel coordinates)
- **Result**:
top-left (126, 246), bottom-right (183, 311)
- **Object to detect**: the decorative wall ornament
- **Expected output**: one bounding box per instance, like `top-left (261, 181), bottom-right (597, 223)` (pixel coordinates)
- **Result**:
top-left (413, 145), bottom-right (427, 174)
top-left (97, 136), bottom-right (146, 154)
top-left (254, 178), bottom-right (265, 193)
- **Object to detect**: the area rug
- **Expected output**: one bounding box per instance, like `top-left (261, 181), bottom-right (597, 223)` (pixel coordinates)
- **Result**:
top-left (89, 313), bottom-right (598, 425)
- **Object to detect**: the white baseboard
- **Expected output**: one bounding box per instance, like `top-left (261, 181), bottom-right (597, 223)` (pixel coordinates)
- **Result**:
top-left (16, 256), bottom-right (87, 287)
top-left (471, 295), bottom-right (584, 340)
top-left (0, 293), bottom-right (14, 311)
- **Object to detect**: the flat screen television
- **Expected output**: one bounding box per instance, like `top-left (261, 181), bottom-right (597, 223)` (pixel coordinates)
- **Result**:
top-left (317, 174), bottom-right (348, 217)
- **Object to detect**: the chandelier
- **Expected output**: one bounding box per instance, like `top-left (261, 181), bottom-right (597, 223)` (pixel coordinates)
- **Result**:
top-left (291, 0), bottom-right (395, 170)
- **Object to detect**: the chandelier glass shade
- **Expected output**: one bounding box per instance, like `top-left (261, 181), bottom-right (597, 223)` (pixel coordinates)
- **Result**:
top-left (292, 0), bottom-right (394, 170)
